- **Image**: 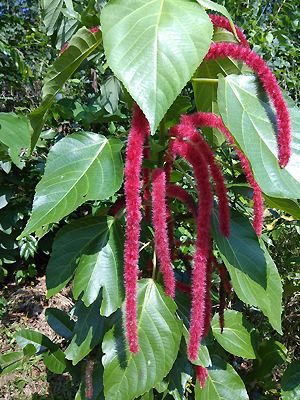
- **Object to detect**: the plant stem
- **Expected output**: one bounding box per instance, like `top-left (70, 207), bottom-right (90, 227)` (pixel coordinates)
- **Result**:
top-left (192, 78), bottom-right (219, 84)
top-left (158, 117), bottom-right (167, 167)
top-left (152, 250), bottom-right (157, 280)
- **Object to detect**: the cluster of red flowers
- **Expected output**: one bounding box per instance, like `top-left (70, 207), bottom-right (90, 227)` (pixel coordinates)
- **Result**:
top-left (122, 14), bottom-right (291, 389)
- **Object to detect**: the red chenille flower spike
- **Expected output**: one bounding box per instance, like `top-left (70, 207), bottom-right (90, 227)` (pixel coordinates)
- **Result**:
top-left (172, 134), bottom-right (213, 361)
top-left (205, 42), bottom-right (291, 168)
top-left (186, 112), bottom-right (264, 236)
top-left (152, 168), bottom-right (175, 298)
top-left (124, 104), bottom-right (149, 353)
top-left (208, 14), bottom-right (250, 48)
top-left (195, 365), bottom-right (209, 389)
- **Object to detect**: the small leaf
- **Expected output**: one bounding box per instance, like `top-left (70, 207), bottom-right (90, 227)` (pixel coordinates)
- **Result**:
top-left (101, 0), bottom-right (213, 133)
top-left (212, 310), bottom-right (257, 359)
top-left (213, 210), bottom-right (283, 333)
top-left (253, 340), bottom-right (287, 379)
top-left (218, 75), bottom-right (300, 198)
top-left (43, 348), bottom-right (68, 374)
top-left (281, 361), bottom-right (300, 400)
top-left (21, 133), bottom-right (123, 237)
top-left (45, 308), bottom-right (75, 339)
top-left (30, 27), bottom-right (101, 147)
top-left (43, 0), bottom-right (64, 36)
top-left (0, 351), bottom-right (24, 376)
top-left (15, 329), bottom-right (56, 353)
top-left (0, 113), bottom-right (32, 168)
top-left (195, 356), bottom-right (249, 399)
top-left (102, 279), bottom-right (182, 400)
top-left (65, 294), bottom-right (106, 365)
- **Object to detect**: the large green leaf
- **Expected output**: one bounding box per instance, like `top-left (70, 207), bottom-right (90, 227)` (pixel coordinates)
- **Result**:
top-left (0, 113), bottom-right (32, 168)
top-left (21, 133), bottom-right (123, 237)
top-left (65, 294), bottom-right (106, 365)
top-left (195, 356), bottom-right (249, 400)
top-left (264, 196), bottom-right (300, 219)
top-left (73, 219), bottom-right (124, 316)
top-left (281, 361), bottom-right (300, 400)
top-left (211, 310), bottom-right (256, 359)
top-left (43, 348), bottom-right (68, 374)
top-left (212, 211), bottom-right (283, 333)
top-left (102, 279), bottom-right (182, 400)
top-left (30, 27), bottom-right (101, 148)
top-left (101, 0), bottom-right (213, 133)
top-left (218, 74), bottom-right (300, 198)
top-left (46, 216), bottom-right (124, 316)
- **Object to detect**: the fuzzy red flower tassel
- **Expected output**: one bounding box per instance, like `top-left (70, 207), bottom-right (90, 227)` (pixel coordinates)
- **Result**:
top-left (195, 365), bottom-right (209, 389)
top-left (178, 116), bottom-right (230, 237)
top-left (124, 104), bottom-right (149, 353)
top-left (202, 258), bottom-right (213, 339)
top-left (172, 134), bottom-right (213, 361)
top-left (152, 169), bottom-right (175, 298)
top-left (142, 135), bottom-right (151, 221)
top-left (205, 42), bottom-right (291, 168)
top-left (186, 112), bottom-right (264, 236)
top-left (209, 14), bottom-right (250, 48)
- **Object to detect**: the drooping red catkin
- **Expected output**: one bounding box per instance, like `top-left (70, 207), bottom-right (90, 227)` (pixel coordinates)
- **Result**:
top-left (179, 116), bottom-right (230, 237)
top-left (171, 134), bottom-right (213, 361)
top-left (202, 257), bottom-right (213, 339)
top-left (152, 169), bottom-right (175, 298)
top-left (205, 42), bottom-right (291, 168)
top-left (85, 360), bottom-right (94, 399)
top-left (142, 135), bottom-right (151, 221)
top-left (167, 184), bottom-right (197, 219)
top-left (217, 263), bottom-right (232, 295)
top-left (195, 365), bottom-right (209, 389)
top-left (208, 14), bottom-right (250, 48)
top-left (186, 112), bottom-right (264, 236)
top-left (124, 104), bottom-right (149, 353)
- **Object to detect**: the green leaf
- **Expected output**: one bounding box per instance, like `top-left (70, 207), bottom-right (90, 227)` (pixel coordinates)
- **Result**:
top-left (101, 0), bottom-right (213, 133)
top-left (73, 219), bottom-right (124, 316)
top-left (15, 329), bottom-right (56, 353)
top-left (47, 216), bottom-right (124, 316)
top-left (218, 74), bottom-right (300, 198)
top-left (102, 279), bottom-right (182, 400)
top-left (195, 356), bottom-right (249, 400)
top-left (65, 294), bottom-right (106, 365)
top-left (281, 361), bottom-right (300, 400)
top-left (21, 133), bottom-right (123, 237)
top-left (213, 210), bottom-right (283, 333)
top-left (195, 0), bottom-right (238, 40)
top-left (43, 348), bottom-right (68, 374)
top-left (0, 351), bottom-right (24, 376)
top-left (30, 27), bottom-right (101, 148)
top-left (264, 196), bottom-right (300, 219)
top-left (140, 391), bottom-right (154, 400)
top-left (211, 310), bottom-right (256, 359)
top-left (0, 113), bottom-right (32, 168)
top-left (253, 340), bottom-right (287, 379)
top-left (42, 0), bottom-right (64, 35)
top-left (45, 308), bottom-right (75, 339)
top-left (167, 340), bottom-right (193, 399)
